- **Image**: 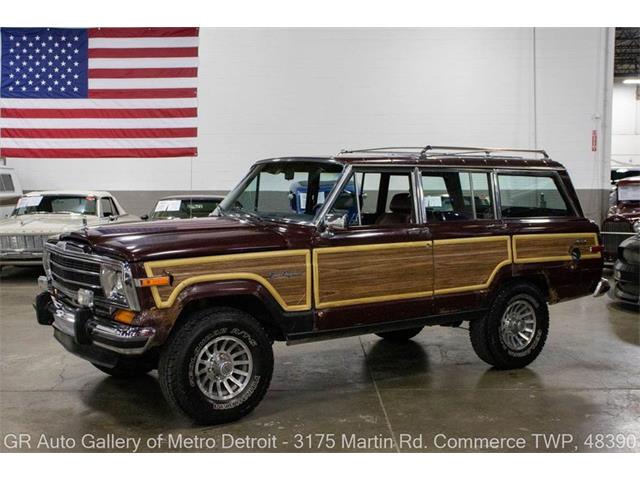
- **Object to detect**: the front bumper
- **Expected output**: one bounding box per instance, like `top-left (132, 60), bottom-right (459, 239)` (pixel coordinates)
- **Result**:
top-left (609, 260), bottom-right (640, 305)
top-left (34, 291), bottom-right (156, 366)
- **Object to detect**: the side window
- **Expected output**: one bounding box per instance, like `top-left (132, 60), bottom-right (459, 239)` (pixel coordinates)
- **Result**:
top-left (0, 174), bottom-right (15, 192)
top-left (421, 171), bottom-right (494, 221)
top-left (326, 170), bottom-right (414, 227)
top-left (100, 198), bottom-right (117, 217)
top-left (498, 174), bottom-right (572, 218)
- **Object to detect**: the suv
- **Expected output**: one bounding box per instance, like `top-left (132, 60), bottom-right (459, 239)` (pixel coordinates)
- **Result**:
top-left (35, 146), bottom-right (608, 425)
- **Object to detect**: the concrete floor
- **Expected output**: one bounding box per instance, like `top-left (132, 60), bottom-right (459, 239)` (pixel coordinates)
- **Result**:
top-left (1, 266), bottom-right (638, 453)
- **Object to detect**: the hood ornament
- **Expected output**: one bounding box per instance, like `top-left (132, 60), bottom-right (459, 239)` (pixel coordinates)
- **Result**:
top-left (82, 217), bottom-right (88, 232)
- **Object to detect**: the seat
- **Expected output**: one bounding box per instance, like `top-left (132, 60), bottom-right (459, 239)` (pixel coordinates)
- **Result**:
top-left (375, 193), bottom-right (412, 225)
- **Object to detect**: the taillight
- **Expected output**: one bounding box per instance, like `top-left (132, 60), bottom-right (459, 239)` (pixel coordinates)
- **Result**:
top-left (590, 245), bottom-right (603, 254)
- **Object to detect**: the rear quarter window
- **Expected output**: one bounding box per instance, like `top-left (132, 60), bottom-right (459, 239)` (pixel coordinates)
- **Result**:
top-left (498, 173), bottom-right (573, 218)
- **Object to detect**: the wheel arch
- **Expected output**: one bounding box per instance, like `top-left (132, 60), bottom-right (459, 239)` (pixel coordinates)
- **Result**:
top-left (168, 279), bottom-right (307, 342)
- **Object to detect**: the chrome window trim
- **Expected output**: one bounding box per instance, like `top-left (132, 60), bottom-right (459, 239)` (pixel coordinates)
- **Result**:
top-left (412, 167), bottom-right (425, 225)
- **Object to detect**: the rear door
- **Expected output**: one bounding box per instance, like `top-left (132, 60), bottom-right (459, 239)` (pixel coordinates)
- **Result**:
top-left (420, 168), bottom-right (512, 315)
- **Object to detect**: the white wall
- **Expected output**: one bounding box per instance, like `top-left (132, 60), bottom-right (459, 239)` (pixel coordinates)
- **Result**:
top-left (5, 28), bottom-right (614, 218)
top-left (612, 82), bottom-right (640, 168)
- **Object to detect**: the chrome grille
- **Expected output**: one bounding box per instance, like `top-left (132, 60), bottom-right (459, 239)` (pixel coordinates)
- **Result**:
top-left (0, 234), bottom-right (47, 251)
top-left (49, 249), bottom-right (104, 302)
top-left (602, 221), bottom-right (634, 259)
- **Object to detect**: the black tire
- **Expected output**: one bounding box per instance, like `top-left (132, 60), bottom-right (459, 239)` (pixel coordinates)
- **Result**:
top-left (376, 326), bottom-right (423, 342)
top-left (470, 282), bottom-right (549, 370)
top-left (92, 360), bottom-right (153, 378)
top-left (158, 307), bottom-right (273, 425)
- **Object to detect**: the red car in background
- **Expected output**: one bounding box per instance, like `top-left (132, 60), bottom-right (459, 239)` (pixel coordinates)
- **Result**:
top-left (602, 176), bottom-right (640, 265)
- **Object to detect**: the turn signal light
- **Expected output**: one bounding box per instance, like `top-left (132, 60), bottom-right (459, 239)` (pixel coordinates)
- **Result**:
top-left (114, 309), bottom-right (136, 324)
top-left (590, 245), bottom-right (603, 254)
top-left (135, 276), bottom-right (171, 287)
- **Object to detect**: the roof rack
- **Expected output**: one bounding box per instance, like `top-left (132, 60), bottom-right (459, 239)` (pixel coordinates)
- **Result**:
top-left (338, 145), bottom-right (549, 159)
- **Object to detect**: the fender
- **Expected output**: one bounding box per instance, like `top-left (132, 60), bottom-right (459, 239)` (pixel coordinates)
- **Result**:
top-left (137, 278), bottom-right (314, 344)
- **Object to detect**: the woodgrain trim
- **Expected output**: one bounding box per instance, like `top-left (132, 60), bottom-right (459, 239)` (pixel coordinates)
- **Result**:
top-left (143, 250), bottom-right (312, 311)
top-left (432, 236), bottom-right (512, 295)
top-left (513, 233), bottom-right (601, 264)
top-left (313, 241), bottom-right (433, 309)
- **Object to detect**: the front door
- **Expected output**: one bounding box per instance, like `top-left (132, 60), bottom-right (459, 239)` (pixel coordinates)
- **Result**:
top-left (312, 167), bottom-right (434, 331)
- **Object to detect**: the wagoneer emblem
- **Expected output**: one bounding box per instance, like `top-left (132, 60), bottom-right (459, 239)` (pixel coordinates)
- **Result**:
top-left (266, 271), bottom-right (302, 280)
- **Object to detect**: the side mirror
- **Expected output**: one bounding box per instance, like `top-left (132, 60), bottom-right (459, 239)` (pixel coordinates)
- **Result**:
top-left (320, 213), bottom-right (347, 238)
top-left (108, 215), bottom-right (117, 222)
top-left (141, 214), bottom-right (149, 221)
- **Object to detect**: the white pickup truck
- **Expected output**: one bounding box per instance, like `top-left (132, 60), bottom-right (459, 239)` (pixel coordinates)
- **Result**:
top-left (0, 190), bottom-right (139, 267)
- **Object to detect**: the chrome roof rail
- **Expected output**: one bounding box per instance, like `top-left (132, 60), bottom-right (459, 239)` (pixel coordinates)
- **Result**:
top-left (338, 145), bottom-right (549, 160)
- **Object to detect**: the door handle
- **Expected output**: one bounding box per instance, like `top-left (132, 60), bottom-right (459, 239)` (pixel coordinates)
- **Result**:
top-left (407, 227), bottom-right (430, 236)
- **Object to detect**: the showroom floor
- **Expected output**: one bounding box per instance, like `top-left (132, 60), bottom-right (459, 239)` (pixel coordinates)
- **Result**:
top-left (1, 266), bottom-right (638, 453)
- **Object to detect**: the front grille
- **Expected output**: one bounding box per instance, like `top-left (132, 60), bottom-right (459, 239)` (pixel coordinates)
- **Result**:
top-left (0, 234), bottom-right (47, 251)
top-left (601, 221), bottom-right (634, 260)
top-left (50, 250), bottom-right (101, 273)
top-left (49, 248), bottom-right (105, 303)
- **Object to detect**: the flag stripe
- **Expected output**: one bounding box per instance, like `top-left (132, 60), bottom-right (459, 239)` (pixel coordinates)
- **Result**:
top-left (88, 57), bottom-right (199, 68)
top-left (88, 47), bottom-right (198, 58)
top-left (88, 28), bottom-right (198, 38)
top-left (88, 36), bottom-right (199, 48)
top-left (1, 108), bottom-right (197, 118)
top-left (1, 117), bottom-right (198, 128)
top-left (88, 67), bottom-right (198, 78)
top-left (88, 88), bottom-right (197, 99)
top-left (0, 98), bottom-right (198, 108)
top-left (0, 147), bottom-right (198, 158)
top-left (1, 138), bottom-right (197, 148)
top-left (2, 127), bottom-right (198, 138)
top-left (88, 77), bottom-right (198, 89)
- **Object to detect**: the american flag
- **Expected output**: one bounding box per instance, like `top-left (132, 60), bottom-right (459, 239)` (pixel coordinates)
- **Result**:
top-left (0, 27), bottom-right (198, 158)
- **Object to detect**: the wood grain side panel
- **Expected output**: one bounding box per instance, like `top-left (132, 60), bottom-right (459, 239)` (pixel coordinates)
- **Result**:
top-left (314, 242), bottom-right (433, 308)
top-left (145, 250), bottom-right (310, 311)
top-left (514, 233), bottom-right (600, 263)
top-left (433, 237), bottom-right (511, 293)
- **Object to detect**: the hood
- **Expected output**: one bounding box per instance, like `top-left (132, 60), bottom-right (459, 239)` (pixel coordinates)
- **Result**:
top-left (60, 216), bottom-right (303, 263)
top-left (0, 213), bottom-right (98, 235)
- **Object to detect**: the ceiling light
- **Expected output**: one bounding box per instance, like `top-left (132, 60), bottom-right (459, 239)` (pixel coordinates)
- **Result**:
top-left (622, 78), bottom-right (640, 84)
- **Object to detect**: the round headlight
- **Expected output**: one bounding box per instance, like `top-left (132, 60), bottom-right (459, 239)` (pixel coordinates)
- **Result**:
top-left (633, 220), bottom-right (640, 234)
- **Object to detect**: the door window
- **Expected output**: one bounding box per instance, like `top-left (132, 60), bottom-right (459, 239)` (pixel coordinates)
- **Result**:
top-left (100, 197), bottom-right (117, 217)
top-left (421, 171), bottom-right (495, 221)
top-left (325, 170), bottom-right (414, 227)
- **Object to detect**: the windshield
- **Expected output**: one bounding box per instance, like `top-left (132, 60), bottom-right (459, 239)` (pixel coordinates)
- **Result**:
top-left (618, 184), bottom-right (640, 202)
top-left (150, 198), bottom-right (221, 220)
top-left (12, 195), bottom-right (98, 216)
top-left (219, 161), bottom-right (344, 223)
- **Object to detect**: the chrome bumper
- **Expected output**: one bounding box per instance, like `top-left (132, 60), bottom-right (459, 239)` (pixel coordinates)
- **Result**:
top-left (50, 298), bottom-right (156, 355)
top-left (593, 277), bottom-right (611, 297)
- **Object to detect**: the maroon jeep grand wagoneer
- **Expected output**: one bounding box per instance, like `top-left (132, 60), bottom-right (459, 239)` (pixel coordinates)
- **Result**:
top-left (35, 145), bottom-right (608, 424)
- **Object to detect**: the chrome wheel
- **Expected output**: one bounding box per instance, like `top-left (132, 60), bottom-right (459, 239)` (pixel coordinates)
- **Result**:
top-left (194, 335), bottom-right (253, 401)
top-left (499, 299), bottom-right (537, 351)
